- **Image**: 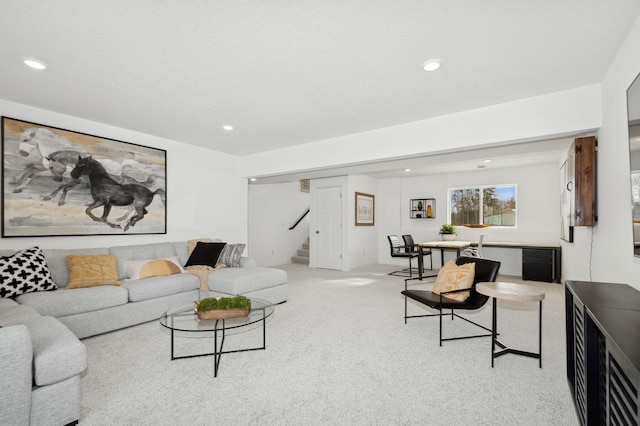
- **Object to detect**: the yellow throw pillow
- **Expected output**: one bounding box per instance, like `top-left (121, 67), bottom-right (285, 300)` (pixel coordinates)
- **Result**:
top-left (139, 259), bottom-right (182, 279)
top-left (432, 260), bottom-right (475, 301)
top-left (121, 257), bottom-right (184, 280)
top-left (66, 254), bottom-right (121, 288)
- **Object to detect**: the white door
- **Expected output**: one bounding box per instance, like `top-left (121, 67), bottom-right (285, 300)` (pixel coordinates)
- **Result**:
top-left (316, 186), bottom-right (342, 270)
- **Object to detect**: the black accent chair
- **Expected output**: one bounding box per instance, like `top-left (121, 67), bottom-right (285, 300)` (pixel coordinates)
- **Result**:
top-left (401, 256), bottom-right (501, 346)
top-left (387, 235), bottom-right (432, 277)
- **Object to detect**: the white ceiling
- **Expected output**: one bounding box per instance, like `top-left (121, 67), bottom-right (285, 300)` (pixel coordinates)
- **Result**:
top-left (1, 1), bottom-right (639, 179)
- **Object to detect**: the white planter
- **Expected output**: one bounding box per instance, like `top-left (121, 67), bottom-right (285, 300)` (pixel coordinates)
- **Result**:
top-left (440, 234), bottom-right (456, 241)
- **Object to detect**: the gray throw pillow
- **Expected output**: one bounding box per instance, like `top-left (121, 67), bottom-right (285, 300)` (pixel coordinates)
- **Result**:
top-left (217, 243), bottom-right (246, 267)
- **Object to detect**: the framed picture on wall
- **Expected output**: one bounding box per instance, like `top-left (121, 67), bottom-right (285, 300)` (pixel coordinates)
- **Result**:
top-left (355, 192), bottom-right (375, 226)
top-left (1, 116), bottom-right (167, 237)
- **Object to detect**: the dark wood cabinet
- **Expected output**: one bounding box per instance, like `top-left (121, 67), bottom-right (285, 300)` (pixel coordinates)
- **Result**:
top-left (565, 280), bottom-right (640, 425)
top-left (572, 137), bottom-right (598, 226)
top-left (560, 137), bottom-right (597, 243)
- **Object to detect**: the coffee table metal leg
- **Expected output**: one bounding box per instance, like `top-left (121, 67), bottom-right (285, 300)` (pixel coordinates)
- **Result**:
top-left (539, 300), bottom-right (542, 368)
top-left (213, 320), bottom-right (227, 377)
top-left (171, 328), bottom-right (175, 360)
top-left (491, 297), bottom-right (496, 367)
top-left (262, 307), bottom-right (266, 349)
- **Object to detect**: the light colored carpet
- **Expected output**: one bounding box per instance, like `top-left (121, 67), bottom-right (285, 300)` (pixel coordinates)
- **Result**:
top-left (79, 263), bottom-right (579, 425)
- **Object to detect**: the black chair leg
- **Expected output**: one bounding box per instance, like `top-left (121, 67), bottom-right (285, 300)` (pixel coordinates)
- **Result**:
top-left (439, 308), bottom-right (443, 346)
top-left (404, 294), bottom-right (408, 324)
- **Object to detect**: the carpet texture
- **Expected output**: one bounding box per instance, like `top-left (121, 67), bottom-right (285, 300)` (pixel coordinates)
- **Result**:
top-left (79, 263), bottom-right (579, 425)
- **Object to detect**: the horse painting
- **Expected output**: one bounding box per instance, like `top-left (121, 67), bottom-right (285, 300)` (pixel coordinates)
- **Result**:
top-left (70, 156), bottom-right (165, 231)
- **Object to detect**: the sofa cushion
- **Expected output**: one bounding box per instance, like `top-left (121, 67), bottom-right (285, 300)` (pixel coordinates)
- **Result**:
top-left (208, 267), bottom-right (287, 295)
top-left (66, 254), bottom-right (121, 288)
top-left (0, 247), bottom-right (57, 298)
top-left (16, 286), bottom-right (128, 318)
top-left (0, 325), bottom-right (32, 426)
top-left (28, 316), bottom-right (87, 386)
top-left (42, 248), bottom-right (110, 288)
top-left (109, 242), bottom-right (179, 280)
top-left (122, 273), bottom-right (199, 302)
top-left (0, 303), bottom-right (43, 327)
top-left (0, 297), bottom-right (19, 309)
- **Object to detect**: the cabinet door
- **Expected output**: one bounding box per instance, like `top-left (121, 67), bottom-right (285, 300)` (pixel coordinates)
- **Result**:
top-left (574, 136), bottom-right (597, 226)
top-left (522, 248), bottom-right (554, 282)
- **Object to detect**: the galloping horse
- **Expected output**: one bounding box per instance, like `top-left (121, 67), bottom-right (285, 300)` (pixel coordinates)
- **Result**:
top-left (11, 127), bottom-right (122, 193)
top-left (9, 128), bottom-right (75, 192)
top-left (70, 156), bottom-right (164, 231)
top-left (43, 150), bottom-right (165, 211)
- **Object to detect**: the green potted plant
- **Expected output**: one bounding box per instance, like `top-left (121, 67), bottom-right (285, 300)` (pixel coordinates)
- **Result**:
top-left (194, 295), bottom-right (251, 320)
top-left (439, 223), bottom-right (456, 241)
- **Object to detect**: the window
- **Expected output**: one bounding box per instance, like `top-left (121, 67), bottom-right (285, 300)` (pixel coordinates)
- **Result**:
top-left (448, 184), bottom-right (517, 227)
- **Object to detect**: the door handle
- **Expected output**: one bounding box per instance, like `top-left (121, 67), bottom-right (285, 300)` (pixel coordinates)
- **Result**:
top-left (315, 231), bottom-right (319, 234)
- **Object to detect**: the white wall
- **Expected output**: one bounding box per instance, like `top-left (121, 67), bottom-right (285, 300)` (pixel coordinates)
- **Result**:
top-left (0, 99), bottom-right (248, 252)
top-left (247, 181), bottom-right (310, 266)
top-left (566, 14), bottom-right (640, 287)
top-left (377, 162), bottom-right (560, 276)
top-left (242, 85), bottom-right (601, 179)
top-left (346, 175), bottom-right (378, 270)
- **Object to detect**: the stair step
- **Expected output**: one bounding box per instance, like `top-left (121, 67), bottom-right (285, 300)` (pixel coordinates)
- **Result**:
top-left (292, 255), bottom-right (309, 264)
top-left (297, 249), bottom-right (309, 256)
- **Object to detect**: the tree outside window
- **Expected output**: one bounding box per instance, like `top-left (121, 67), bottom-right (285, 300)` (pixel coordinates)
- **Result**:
top-left (449, 185), bottom-right (517, 227)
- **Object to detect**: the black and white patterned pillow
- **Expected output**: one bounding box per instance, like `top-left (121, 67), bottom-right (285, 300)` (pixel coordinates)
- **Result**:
top-left (217, 243), bottom-right (246, 267)
top-left (0, 247), bottom-right (57, 298)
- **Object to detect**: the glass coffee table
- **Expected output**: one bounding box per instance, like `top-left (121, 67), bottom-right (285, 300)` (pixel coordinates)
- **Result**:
top-left (159, 297), bottom-right (274, 377)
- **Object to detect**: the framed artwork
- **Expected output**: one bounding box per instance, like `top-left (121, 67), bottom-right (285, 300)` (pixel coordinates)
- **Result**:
top-left (355, 192), bottom-right (375, 226)
top-left (2, 117), bottom-right (167, 237)
top-left (300, 179), bottom-right (310, 193)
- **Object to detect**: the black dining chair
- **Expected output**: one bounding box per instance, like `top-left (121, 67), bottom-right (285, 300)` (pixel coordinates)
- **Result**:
top-left (402, 234), bottom-right (433, 273)
top-left (401, 256), bottom-right (501, 346)
top-left (387, 235), bottom-right (427, 277)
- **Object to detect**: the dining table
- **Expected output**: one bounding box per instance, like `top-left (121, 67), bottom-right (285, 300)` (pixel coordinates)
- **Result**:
top-left (417, 240), bottom-right (471, 278)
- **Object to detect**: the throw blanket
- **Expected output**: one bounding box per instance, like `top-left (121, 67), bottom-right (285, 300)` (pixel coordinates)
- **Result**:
top-left (186, 264), bottom-right (225, 294)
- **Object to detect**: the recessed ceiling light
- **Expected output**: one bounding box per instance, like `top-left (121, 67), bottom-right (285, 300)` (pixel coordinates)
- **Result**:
top-left (404, 168), bottom-right (411, 172)
top-left (24, 58), bottom-right (47, 70)
top-left (483, 159), bottom-right (492, 163)
top-left (222, 124), bottom-right (234, 131)
top-left (249, 178), bottom-right (257, 182)
top-left (422, 59), bottom-right (441, 72)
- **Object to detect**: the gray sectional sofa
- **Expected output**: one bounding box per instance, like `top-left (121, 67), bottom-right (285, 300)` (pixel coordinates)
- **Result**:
top-left (0, 240), bottom-right (287, 425)
top-left (0, 298), bottom-right (86, 426)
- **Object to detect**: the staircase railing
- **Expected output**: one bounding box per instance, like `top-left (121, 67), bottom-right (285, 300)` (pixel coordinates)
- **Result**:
top-left (289, 208), bottom-right (310, 230)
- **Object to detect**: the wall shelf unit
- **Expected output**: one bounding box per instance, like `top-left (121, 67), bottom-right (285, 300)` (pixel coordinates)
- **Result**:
top-left (410, 198), bottom-right (435, 219)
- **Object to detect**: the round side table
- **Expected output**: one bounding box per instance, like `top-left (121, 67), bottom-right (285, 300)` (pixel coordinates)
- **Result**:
top-left (476, 281), bottom-right (545, 368)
